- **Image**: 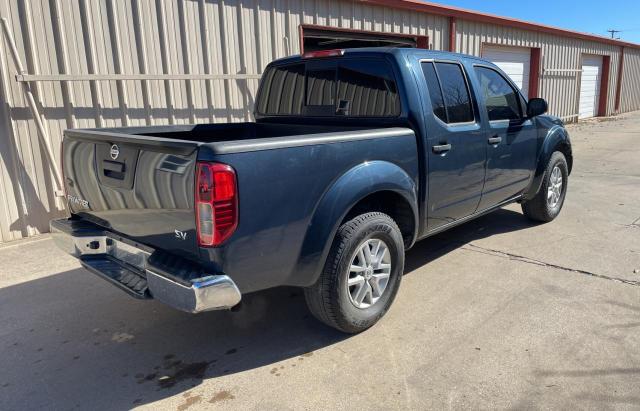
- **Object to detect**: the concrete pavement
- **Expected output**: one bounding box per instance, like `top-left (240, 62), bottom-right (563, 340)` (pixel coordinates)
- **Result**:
top-left (1, 112), bottom-right (639, 410)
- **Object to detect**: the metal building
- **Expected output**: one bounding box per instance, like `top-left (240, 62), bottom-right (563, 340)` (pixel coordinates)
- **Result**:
top-left (1, 0), bottom-right (639, 243)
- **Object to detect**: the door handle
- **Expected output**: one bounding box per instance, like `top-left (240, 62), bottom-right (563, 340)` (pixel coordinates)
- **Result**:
top-left (488, 135), bottom-right (502, 145)
top-left (432, 143), bottom-right (452, 154)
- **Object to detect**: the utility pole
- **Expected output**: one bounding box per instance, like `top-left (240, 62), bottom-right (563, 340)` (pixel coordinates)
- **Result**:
top-left (607, 29), bottom-right (621, 39)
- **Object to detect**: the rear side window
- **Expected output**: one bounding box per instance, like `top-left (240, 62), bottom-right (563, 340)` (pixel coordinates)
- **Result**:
top-left (422, 62), bottom-right (474, 124)
top-left (257, 59), bottom-right (400, 117)
top-left (435, 63), bottom-right (475, 123)
top-left (421, 62), bottom-right (447, 122)
top-left (474, 66), bottom-right (522, 121)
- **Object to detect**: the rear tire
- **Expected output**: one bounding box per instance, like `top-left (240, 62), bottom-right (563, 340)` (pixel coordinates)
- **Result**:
top-left (304, 212), bottom-right (404, 334)
top-left (522, 151), bottom-right (568, 222)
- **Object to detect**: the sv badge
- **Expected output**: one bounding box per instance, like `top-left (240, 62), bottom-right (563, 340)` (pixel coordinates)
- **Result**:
top-left (174, 229), bottom-right (187, 240)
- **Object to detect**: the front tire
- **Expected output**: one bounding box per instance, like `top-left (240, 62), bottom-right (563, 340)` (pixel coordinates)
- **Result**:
top-left (304, 212), bottom-right (405, 334)
top-left (522, 151), bottom-right (568, 222)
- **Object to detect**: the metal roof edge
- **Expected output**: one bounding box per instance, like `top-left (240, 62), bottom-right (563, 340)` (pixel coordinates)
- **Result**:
top-left (357, 0), bottom-right (640, 49)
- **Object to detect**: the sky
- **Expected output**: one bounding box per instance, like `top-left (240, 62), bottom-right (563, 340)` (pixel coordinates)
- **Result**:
top-left (431, 0), bottom-right (640, 43)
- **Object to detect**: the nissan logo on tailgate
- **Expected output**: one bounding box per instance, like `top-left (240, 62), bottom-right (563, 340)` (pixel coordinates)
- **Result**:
top-left (110, 144), bottom-right (120, 160)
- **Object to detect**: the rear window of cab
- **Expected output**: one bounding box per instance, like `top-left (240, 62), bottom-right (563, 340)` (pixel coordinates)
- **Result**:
top-left (256, 58), bottom-right (401, 118)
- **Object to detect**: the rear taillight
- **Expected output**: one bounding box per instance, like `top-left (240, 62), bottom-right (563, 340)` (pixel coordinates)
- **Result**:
top-left (195, 162), bottom-right (238, 247)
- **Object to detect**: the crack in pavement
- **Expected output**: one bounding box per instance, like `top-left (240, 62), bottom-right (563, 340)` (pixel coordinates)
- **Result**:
top-left (507, 226), bottom-right (630, 252)
top-left (462, 243), bottom-right (640, 287)
top-left (575, 171), bottom-right (640, 178)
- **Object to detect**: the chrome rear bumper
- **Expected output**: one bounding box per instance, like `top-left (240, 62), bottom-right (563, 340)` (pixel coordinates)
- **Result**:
top-left (50, 218), bottom-right (241, 313)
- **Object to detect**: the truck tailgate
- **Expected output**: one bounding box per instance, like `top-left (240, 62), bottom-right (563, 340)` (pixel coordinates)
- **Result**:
top-left (63, 129), bottom-right (200, 258)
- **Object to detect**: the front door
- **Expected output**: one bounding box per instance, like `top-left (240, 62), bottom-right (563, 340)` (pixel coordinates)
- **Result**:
top-left (421, 61), bottom-right (487, 232)
top-left (472, 65), bottom-right (537, 210)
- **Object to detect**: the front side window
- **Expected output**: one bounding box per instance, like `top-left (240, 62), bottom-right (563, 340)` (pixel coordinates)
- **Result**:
top-left (474, 66), bottom-right (522, 121)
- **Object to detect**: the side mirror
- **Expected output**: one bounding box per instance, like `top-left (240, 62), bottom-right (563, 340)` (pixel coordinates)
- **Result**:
top-left (527, 98), bottom-right (548, 118)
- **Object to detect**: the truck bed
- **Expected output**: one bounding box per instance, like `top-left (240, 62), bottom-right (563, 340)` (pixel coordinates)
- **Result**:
top-left (63, 122), bottom-right (416, 287)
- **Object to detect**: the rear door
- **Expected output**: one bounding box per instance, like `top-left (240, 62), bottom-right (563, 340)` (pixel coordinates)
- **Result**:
top-left (420, 60), bottom-right (486, 232)
top-left (63, 131), bottom-right (199, 257)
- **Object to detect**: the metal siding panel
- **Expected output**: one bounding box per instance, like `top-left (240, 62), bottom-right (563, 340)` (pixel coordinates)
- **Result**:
top-left (0, 24), bottom-right (28, 242)
top-left (621, 48), bottom-right (640, 112)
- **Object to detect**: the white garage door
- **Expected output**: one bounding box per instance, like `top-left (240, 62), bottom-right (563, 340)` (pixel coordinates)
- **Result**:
top-left (482, 45), bottom-right (530, 97)
top-left (578, 55), bottom-right (603, 119)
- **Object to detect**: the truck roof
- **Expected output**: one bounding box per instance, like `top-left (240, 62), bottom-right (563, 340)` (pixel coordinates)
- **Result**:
top-left (271, 46), bottom-right (492, 66)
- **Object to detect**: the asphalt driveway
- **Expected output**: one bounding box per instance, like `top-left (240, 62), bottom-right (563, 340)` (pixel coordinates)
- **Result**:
top-left (1, 112), bottom-right (639, 410)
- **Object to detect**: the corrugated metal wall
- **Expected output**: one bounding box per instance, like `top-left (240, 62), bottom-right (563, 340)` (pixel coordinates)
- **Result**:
top-left (0, 0), bottom-right (639, 243)
top-left (620, 48), bottom-right (640, 113)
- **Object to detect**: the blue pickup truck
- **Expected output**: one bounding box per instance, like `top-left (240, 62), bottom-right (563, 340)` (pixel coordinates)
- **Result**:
top-left (51, 47), bottom-right (572, 333)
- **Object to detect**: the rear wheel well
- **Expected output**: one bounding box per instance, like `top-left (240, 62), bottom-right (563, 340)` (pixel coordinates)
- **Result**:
top-left (341, 191), bottom-right (415, 248)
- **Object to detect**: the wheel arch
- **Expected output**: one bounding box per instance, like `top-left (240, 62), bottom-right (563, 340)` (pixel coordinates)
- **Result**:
top-left (524, 126), bottom-right (572, 200)
top-left (289, 160), bottom-right (418, 288)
